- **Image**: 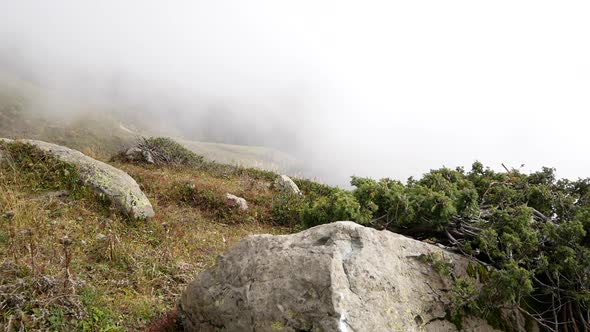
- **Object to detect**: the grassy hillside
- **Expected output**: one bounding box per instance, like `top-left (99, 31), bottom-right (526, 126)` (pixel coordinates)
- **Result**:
top-left (0, 71), bottom-right (299, 173)
top-left (0, 71), bottom-right (137, 157)
top-left (178, 139), bottom-right (298, 173)
top-left (3, 120), bottom-right (584, 330)
top-left (0, 141), bottom-right (288, 330)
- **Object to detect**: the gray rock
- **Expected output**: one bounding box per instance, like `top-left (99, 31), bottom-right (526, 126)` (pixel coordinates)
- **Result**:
top-left (225, 193), bottom-right (248, 211)
top-left (125, 147), bottom-right (154, 164)
top-left (179, 221), bottom-right (525, 332)
top-left (95, 233), bottom-right (108, 241)
top-left (3, 139), bottom-right (154, 220)
top-left (125, 147), bottom-right (142, 160)
top-left (274, 174), bottom-right (302, 195)
top-left (143, 150), bottom-right (155, 164)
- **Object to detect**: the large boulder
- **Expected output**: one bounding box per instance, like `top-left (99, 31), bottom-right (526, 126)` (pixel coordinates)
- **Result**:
top-left (274, 174), bottom-right (302, 195)
top-left (179, 222), bottom-right (526, 332)
top-left (1, 138), bottom-right (154, 220)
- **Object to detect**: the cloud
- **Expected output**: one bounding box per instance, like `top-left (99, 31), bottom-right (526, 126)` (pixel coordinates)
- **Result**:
top-left (1, 1), bottom-right (589, 185)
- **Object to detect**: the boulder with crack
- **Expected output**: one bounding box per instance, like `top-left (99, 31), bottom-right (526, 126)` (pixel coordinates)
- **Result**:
top-left (179, 221), bottom-right (534, 332)
top-left (1, 138), bottom-right (154, 220)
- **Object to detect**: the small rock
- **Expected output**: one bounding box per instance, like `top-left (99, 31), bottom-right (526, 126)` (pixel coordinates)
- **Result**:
top-left (142, 150), bottom-right (154, 164)
top-left (59, 235), bottom-right (72, 246)
top-left (2, 210), bottom-right (15, 220)
top-left (125, 147), bottom-right (143, 161)
top-left (274, 174), bottom-right (302, 195)
top-left (42, 190), bottom-right (69, 200)
top-left (95, 233), bottom-right (107, 242)
top-left (225, 193), bottom-right (248, 211)
top-left (36, 275), bottom-right (56, 293)
top-left (125, 147), bottom-right (154, 164)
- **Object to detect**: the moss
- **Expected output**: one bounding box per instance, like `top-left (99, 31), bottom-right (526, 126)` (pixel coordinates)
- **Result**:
top-left (271, 321), bottom-right (283, 331)
top-left (485, 309), bottom-right (510, 332)
top-left (429, 252), bottom-right (452, 277)
top-left (446, 310), bottom-right (464, 330)
top-left (415, 252), bottom-right (453, 277)
top-left (466, 263), bottom-right (477, 278)
top-left (77, 287), bottom-right (124, 331)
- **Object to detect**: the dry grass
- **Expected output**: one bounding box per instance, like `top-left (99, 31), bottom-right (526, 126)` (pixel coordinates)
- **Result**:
top-left (0, 151), bottom-right (287, 331)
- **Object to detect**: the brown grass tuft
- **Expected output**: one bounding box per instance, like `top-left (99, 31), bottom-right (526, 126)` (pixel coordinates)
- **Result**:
top-left (0, 144), bottom-right (287, 330)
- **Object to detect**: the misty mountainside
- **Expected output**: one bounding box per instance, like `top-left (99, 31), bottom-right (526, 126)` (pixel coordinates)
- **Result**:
top-left (3, 136), bottom-right (576, 331)
top-left (0, 70), bottom-right (300, 174)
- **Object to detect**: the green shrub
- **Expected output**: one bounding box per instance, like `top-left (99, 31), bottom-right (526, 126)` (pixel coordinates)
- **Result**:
top-left (136, 137), bottom-right (203, 166)
top-left (346, 162), bottom-right (590, 329)
top-left (301, 189), bottom-right (371, 228)
top-left (448, 277), bottom-right (479, 321)
top-left (292, 178), bottom-right (339, 197)
top-left (77, 287), bottom-right (122, 331)
top-left (271, 187), bottom-right (371, 228)
top-left (173, 182), bottom-right (226, 212)
top-left (271, 193), bottom-right (306, 226)
top-left (270, 163), bottom-right (588, 329)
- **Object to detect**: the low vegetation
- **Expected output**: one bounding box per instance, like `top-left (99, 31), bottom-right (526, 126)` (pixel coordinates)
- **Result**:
top-left (276, 162), bottom-right (590, 331)
top-left (0, 140), bottom-right (286, 331)
top-left (1, 137), bottom-right (588, 331)
top-left (135, 137), bottom-right (204, 166)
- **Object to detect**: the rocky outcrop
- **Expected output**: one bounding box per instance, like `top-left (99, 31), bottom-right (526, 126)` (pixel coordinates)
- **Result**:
top-left (225, 193), bottom-right (248, 211)
top-left (274, 174), bottom-right (302, 195)
top-left (179, 221), bottom-right (524, 332)
top-left (1, 138), bottom-right (154, 220)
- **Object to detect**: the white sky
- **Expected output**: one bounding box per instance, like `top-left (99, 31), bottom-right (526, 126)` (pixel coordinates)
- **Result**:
top-left (1, 1), bottom-right (589, 185)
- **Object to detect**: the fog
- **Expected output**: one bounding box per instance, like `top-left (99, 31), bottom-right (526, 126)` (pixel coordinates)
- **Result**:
top-left (1, 1), bottom-right (590, 186)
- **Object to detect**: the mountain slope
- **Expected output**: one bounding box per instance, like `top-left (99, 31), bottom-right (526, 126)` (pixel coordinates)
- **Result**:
top-left (0, 140), bottom-right (287, 330)
top-left (0, 71), bottom-right (299, 173)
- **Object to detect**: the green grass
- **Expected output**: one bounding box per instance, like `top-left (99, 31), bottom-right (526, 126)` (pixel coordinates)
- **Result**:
top-left (0, 142), bottom-right (288, 330)
top-left (179, 138), bottom-right (299, 173)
